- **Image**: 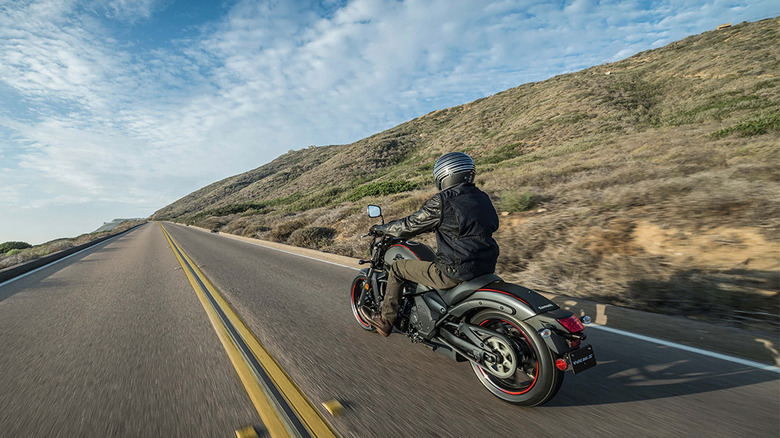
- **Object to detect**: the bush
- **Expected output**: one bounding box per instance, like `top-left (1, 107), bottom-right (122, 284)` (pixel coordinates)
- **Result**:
top-left (185, 195), bottom-right (304, 223)
top-left (287, 226), bottom-right (337, 249)
top-left (0, 241), bottom-right (32, 253)
top-left (6, 249), bottom-right (22, 256)
top-left (243, 225), bottom-right (271, 237)
top-left (269, 218), bottom-right (311, 242)
top-left (478, 143), bottom-right (526, 164)
top-left (500, 191), bottom-right (537, 212)
top-left (202, 203), bottom-right (268, 217)
top-left (345, 181), bottom-right (417, 202)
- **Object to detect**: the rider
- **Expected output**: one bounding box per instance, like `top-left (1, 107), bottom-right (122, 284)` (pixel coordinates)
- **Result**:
top-left (359, 152), bottom-right (500, 336)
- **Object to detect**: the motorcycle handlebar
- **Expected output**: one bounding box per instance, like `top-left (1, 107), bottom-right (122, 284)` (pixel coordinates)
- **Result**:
top-left (363, 226), bottom-right (385, 238)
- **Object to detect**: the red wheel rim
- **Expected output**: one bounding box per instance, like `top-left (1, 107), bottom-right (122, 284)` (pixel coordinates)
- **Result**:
top-left (477, 318), bottom-right (539, 395)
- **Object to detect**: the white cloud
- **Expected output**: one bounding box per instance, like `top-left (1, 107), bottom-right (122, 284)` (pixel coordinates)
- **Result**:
top-left (101, 0), bottom-right (161, 21)
top-left (0, 1), bottom-right (139, 116)
top-left (563, 0), bottom-right (596, 16)
top-left (0, 182), bottom-right (24, 207)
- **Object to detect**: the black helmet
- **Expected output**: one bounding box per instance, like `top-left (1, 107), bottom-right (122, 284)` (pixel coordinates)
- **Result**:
top-left (433, 152), bottom-right (476, 190)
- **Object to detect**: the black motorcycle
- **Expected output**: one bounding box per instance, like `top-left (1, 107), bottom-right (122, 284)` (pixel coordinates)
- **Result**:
top-left (350, 205), bottom-right (596, 406)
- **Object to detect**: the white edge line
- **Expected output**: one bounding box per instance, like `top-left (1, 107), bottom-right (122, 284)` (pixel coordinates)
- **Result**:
top-left (589, 324), bottom-right (780, 373)
top-left (0, 233), bottom-right (125, 289)
top-left (176, 223), bottom-right (780, 374)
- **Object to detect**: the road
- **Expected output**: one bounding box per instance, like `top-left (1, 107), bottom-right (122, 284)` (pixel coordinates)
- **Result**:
top-left (0, 222), bottom-right (777, 437)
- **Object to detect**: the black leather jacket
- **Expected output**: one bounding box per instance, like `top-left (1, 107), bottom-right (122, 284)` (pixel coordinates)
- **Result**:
top-left (374, 183), bottom-right (499, 281)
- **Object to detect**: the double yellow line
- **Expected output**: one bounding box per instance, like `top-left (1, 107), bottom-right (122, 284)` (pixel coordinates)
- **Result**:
top-left (159, 223), bottom-right (338, 438)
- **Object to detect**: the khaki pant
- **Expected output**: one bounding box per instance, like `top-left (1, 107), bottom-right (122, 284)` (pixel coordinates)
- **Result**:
top-left (381, 260), bottom-right (459, 323)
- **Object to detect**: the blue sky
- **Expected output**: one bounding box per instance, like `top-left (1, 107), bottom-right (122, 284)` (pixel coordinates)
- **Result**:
top-left (1, 0), bottom-right (777, 244)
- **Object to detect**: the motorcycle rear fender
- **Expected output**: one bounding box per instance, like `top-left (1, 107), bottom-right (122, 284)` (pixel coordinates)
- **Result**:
top-left (448, 282), bottom-right (559, 320)
top-left (448, 296), bottom-right (527, 319)
top-left (524, 309), bottom-right (580, 355)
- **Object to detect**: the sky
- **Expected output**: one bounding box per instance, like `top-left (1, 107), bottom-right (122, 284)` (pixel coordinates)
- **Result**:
top-left (1, 0), bottom-right (777, 244)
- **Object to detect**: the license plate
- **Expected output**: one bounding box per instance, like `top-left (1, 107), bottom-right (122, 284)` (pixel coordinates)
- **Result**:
top-left (567, 345), bottom-right (596, 374)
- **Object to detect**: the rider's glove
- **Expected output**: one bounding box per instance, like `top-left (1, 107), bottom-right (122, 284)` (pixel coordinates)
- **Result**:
top-left (369, 225), bottom-right (383, 236)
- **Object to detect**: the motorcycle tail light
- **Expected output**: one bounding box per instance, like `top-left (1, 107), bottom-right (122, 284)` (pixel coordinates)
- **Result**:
top-left (557, 315), bottom-right (585, 333)
top-left (555, 358), bottom-right (568, 371)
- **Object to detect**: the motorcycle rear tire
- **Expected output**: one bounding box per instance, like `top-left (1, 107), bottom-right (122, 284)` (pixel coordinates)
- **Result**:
top-left (469, 310), bottom-right (564, 406)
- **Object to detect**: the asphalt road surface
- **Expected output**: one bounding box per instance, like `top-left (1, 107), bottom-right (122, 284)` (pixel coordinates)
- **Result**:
top-left (1, 222), bottom-right (777, 437)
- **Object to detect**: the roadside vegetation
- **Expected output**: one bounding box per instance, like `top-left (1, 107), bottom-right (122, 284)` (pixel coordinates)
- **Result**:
top-left (0, 241), bottom-right (32, 254)
top-left (0, 220), bottom-right (147, 271)
top-left (153, 18), bottom-right (779, 331)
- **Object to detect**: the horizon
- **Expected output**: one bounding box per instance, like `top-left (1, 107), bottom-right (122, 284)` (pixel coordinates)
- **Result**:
top-left (1, 0), bottom-right (778, 245)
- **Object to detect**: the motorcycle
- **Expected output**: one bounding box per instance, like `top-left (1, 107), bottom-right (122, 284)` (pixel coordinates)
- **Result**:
top-left (350, 205), bottom-right (596, 406)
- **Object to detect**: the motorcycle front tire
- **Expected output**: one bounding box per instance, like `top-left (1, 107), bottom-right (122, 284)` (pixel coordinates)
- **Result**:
top-left (350, 275), bottom-right (375, 331)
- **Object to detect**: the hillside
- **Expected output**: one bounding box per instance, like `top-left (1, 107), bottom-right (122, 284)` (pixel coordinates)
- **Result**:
top-left (153, 18), bottom-right (780, 330)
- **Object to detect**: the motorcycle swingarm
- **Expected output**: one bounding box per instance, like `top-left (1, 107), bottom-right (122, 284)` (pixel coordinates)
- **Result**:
top-left (438, 322), bottom-right (514, 364)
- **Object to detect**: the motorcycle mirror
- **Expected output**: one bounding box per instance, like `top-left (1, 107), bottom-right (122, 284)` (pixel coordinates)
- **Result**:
top-left (367, 205), bottom-right (382, 218)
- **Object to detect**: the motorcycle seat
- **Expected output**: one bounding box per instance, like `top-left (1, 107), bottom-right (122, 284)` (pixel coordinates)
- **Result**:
top-left (439, 273), bottom-right (502, 306)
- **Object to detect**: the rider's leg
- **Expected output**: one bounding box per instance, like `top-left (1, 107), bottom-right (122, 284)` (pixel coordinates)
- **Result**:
top-left (381, 260), bottom-right (458, 324)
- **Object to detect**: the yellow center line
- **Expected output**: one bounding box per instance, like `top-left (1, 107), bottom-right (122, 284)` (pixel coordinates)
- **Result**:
top-left (158, 222), bottom-right (339, 438)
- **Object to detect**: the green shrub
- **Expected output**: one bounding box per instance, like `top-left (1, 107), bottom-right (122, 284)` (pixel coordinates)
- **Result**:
top-left (712, 113), bottom-right (780, 138)
top-left (500, 191), bottom-right (537, 213)
top-left (6, 249), bottom-right (22, 256)
top-left (292, 187), bottom-right (348, 211)
top-left (0, 241), bottom-right (32, 253)
top-left (345, 181), bottom-right (417, 202)
top-left (186, 195), bottom-right (304, 223)
top-left (187, 203), bottom-right (265, 223)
